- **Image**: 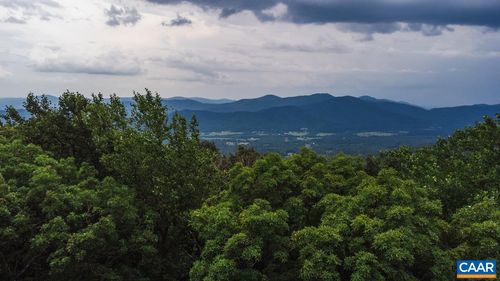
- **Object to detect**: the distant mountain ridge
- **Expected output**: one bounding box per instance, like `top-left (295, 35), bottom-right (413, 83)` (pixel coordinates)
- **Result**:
top-left (166, 96), bottom-right (234, 104)
top-left (1, 94), bottom-right (499, 133)
top-left (173, 94), bottom-right (499, 133)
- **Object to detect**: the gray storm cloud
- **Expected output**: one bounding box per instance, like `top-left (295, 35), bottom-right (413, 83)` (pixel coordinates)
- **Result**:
top-left (105, 4), bottom-right (141, 26)
top-left (146, 0), bottom-right (500, 33)
top-left (1, 0), bottom-right (499, 106)
top-left (162, 14), bottom-right (192, 27)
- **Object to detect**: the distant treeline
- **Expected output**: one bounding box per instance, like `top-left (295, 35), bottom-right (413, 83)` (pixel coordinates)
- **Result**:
top-left (0, 91), bottom-right (498, 281)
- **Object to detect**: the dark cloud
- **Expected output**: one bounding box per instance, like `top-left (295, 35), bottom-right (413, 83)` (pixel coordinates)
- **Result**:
top-left (162, 14), bottom-right (192, 26)
top-left (147, 0), bottom-right (273, 19)
top-left (105, 4), bottom-right (141, 26)
top-left (283, 0), bottom-right (500, 27)
top-left (146, 0), bottom-right (500, 31)
top-left (406, 23), bottom-right (454, 36)
top-left (338, 22), bottom-right (403, 40)
top-left (338, 22), bottom-right (455, 40)
top-left (219, 7), bottom-right (238, 18)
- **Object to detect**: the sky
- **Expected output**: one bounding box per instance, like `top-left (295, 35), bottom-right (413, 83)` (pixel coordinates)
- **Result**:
top-left (0, 0), bottom-right (499, 107)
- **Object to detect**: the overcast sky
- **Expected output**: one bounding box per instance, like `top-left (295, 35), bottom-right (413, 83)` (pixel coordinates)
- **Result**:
top-left (1, 0), bottom-right (499, 106)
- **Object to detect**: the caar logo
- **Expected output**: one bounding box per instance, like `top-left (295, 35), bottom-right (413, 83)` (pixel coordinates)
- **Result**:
top-left (456, 260), bottom-right (496, 279)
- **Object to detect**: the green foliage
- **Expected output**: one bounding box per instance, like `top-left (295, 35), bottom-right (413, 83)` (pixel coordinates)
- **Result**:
top-left (1, 91), bottom-right (221, 280)
top-left (0, 93), bottom-right (498, 281)
top-left (0, 138), bottom-right (156, 280)
top-left (449, 196), bottom-right (499, 260)
top-left (190, 116), bottom-right (499, 281)
top-left (377, 115), bottom-right (500, 216)
top-left (216, 145), bottom-right (262, 170)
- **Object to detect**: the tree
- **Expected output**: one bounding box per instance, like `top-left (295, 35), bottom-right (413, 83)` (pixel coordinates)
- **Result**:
top-left (0, 138), bottom-right (157, 280)
top-left (1, 90), bottom-right (222, 280)
top-left (293, 169), bottom-right (447, 280)
top-left (16, 92), bottom-right (102, 172)
top-left (189, 149), bottom-right (373, 281)
top-left (1, 91), bottom-right (498, 281)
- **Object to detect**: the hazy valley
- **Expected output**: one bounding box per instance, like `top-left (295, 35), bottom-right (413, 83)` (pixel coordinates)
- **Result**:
top-left (2, 93), bottom-right (498, 155)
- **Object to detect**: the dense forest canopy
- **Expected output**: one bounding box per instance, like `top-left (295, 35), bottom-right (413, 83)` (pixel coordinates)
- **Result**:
top-left (0, 91), bottom-right (498, 281)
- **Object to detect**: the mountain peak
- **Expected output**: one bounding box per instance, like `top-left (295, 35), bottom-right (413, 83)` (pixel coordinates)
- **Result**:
top-left (259, 94), bottom-right (281, 99)
top-left (359, 95), bottom-right (378, 101)
top-left (311, 93), bottom-right (333, 97)
top-left (166, 96), bottom-right (234, 104)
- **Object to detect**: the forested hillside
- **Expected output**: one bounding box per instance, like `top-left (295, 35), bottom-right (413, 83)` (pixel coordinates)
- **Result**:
top-left (3, 94), bottom-right (499, 133)
top-left (0, 91), bottom-right (498, 281)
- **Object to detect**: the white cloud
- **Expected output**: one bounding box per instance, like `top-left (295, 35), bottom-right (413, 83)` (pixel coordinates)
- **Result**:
top-left (0, 0), bottom-right (61, 22)
top-left (3, 16), bottom-right (26, 24)
top-left (261, 3), bottom-right (288, 20)
top-left (34, 52), bottom-right (143, 76)
top-left (0, 66), bottom-right (12, 78)
top-left (0, 0), bottom-right (498, 106)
